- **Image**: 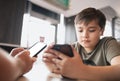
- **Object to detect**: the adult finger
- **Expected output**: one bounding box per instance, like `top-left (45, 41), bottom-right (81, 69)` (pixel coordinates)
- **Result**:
top-left (10, 47), bottom-right (24, 57)
top-left (31, 57), bottom-right (37, 62)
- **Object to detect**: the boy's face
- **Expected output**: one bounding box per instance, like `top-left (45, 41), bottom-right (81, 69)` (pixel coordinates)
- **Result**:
top-left (75, 20), bottom-right (104, 51)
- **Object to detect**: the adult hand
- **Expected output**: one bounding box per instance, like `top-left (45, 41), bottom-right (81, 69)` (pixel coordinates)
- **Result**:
top-left (12, 48), bottom-right (36, 75)
top-left (10, 47), bottom-right (24, 57)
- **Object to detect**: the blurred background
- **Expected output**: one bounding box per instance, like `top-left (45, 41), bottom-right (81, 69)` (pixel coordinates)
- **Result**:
top-left (0, 0), bottom-right (120, 52)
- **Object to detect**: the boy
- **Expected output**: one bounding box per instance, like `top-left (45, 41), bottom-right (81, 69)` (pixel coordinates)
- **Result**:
top-left (43, 7), bottom-right (120, 81)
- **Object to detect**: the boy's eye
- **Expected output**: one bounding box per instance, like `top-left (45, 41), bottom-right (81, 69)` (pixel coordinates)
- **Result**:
top-left (78, 29), bottom-right (95, 32)
top-left (78, 30), bottom-right (83, 32)
top-left (89, 29), bottom-right (95, 32)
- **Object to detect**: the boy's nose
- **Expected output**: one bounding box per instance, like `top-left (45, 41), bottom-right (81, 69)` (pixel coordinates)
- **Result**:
top-left (82, 31), bottom-right (89, 38)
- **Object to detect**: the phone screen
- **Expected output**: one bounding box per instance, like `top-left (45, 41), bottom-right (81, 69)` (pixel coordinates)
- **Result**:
top-left (28, 42), bottom-right (47, 57)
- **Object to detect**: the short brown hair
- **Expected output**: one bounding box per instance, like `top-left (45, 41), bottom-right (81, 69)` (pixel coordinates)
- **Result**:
top-left (74, 7), bottom-right (106, 29)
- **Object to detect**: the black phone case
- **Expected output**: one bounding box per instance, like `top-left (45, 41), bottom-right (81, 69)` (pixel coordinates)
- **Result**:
top-left (52, 44), bottom-right (73, 57)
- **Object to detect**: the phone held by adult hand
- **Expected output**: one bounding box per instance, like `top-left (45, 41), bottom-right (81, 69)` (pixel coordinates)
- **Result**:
top-left (28, 42), bottom-right (47, 57)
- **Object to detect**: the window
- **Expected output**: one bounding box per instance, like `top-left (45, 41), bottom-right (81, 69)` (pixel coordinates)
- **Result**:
top-left (21, 14), bottom-right (55, 48)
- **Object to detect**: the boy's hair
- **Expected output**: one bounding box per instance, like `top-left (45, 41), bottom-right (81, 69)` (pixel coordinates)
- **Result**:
top-left (74, 7), bottom-right (106, 29)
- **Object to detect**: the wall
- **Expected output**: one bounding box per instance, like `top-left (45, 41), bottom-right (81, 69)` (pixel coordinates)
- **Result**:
top-left (64, 16), bottom-right (77, 44)
top-left (0, 0), bottom-right (26, 45)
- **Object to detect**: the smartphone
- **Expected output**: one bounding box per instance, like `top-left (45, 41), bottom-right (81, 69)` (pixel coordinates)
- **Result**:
top-left (52, 44), bottom-right (74, 57)
top-left (28, 42), bottom-right (47, 57)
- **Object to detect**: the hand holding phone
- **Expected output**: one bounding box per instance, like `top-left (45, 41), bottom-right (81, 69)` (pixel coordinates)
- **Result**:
top-left (52, 44), bottom-right (74, 79)
top-left (52, 44), bottom-right (74, 57)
